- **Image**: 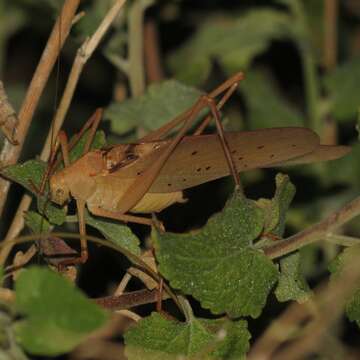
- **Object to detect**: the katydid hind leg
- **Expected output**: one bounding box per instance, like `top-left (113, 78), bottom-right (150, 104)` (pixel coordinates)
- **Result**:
top-left (115, 98), bottom-right (210, 214)
top-left (58, 131), bottom-right (70, 167)
top-left (83, 108), bottom-right (103, 154)
top-left (116, 86), bottom-right (244, 214)
top-left (139, 72), bottom-right (244, 142)
top-left (194, 82), bottom-right (238, 136)
top-left (200, 95), bottom-right (241, 190)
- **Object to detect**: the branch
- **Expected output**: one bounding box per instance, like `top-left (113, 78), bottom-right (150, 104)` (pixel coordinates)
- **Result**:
top-left (0, 0), bottom-right (128, 266)
top-left (0, 81), bottom-right (18, 144)
top-left (94, 288), bottom-right (170, 310)
top-left (144, 19), bottom-right (164, 83)
top-left (263, 196), bottom-right (360, 259)
top-left (128, 0), bottom-right (154, 97)
top-left (250, 246), bottom-right (360, 359)
top-left (0, 0), bottom-right (81, 215)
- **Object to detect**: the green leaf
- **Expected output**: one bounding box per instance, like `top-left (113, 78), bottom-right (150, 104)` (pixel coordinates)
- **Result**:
top-left (0, 159), bottom-right (47, 194)
top-left (267, 173), bottom-right (296, 236)
top-left (0, 130), bottom-right (105, 226)
top-left (104, 80), bottom-right (203, 136)
top-left (154, 192), bottom-right (279, 318)
top-left (124, 312), bottom-right (250, 359)
top-left (14, 267), bottom-right (109, 356)
top-left (168, 11), bottom-right (293, 85)
top-left (329, 246), bottom-right (360, 327)
top-left (324, 57), bottom-right (360, 121)
top-left (0, 160), bottom-right (67, 226)
top-left (0, 304), bottom-right (29, 360)
top-left (275, 252), bottom-right (312, 302)
top-left (68, 130), bottom-right (106, 164)
top-left (74, 0), bottom-right (116, 37)
top-left (24, 211), bottom-right (51, 233)
top-left (256, 174), bottom-right (311, 302)
top-left (37, 196), bottom-right (66, 226)
top-left (240, 71), bottom-right (303, 129)
top-left (85, 212), bottom-right (141, 256)
top-left (323, 142), bottom-right (360, 189)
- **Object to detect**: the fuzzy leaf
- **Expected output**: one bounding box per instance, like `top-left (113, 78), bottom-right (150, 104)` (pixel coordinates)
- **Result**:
top-left (68, 130), bottom-right (106, 164)
top-left (124, 312), bottom-right (250, 359)
top-left (240, 71), bottom-right (303, 129)
top-left (0, 160), bottom-right (66, 226)
top-left (74, 0), bottom-right (115, 37)
top-left (168, 10), bottom-right (292, 84)
top-left (324, 57), bottom-right (360, 122)
top-left (14, 267), bottom-right (108, 356)
top-left (85, 212), bottom-right (141, 255)
top-left (0, 159), bottom-right (46, 193)
top-left (24, 211), bottom-right (51, 234)
top-left (257, 174), bottom-right (311, 302)
top-left (323, 142), bottom-right (360, 189)
top-left (267, 174), bottom-right (296, 236)
top-left (275, 252), bottom-right (312, 302)
top-left (36, 196), bottom-right (66, 226)
top-left (0, 303), bottom-right (29, 360)
top-left (105, 80), bottom-right (203, 135)
top-left (154, 192), bottom-right (279, 318)
top-left (329, 246), bottom-right (360, 327)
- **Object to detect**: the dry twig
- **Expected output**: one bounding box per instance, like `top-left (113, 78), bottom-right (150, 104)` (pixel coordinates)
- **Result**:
top-left (0, 0), bottom-right (127, 266)
top-left (0, 82), bottom-right (18, 144)
top-left (250, 246), bottom-right (360, 359)
top-left (0, 0), bottom-right (81, 215)
top-left (263, 196), bottom-right (360, 259)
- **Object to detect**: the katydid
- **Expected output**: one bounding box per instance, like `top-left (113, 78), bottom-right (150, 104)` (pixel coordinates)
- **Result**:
top-left (47, 72), bottom-right (350, 265)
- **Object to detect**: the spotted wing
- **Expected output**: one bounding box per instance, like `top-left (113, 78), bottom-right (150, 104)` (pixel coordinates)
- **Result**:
top-left (105, 127), bottom-right (320, 193)
top-left (150, 127), bottom-right (319, 192)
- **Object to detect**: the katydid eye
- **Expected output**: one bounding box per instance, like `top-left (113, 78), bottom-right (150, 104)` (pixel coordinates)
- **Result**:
top-left (126, 154), bottom-right (137, 161)
top-left (56, 188), bottom-right (64, 197)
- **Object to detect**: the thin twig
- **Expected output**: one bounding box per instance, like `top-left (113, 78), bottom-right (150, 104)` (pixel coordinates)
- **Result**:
top-left (0, 0), bottom-right (81, 216)
top-left (128, 0), bottom-right (155, 97)
top-left (324, 0), bottom-right (338, 70)
top-left (144, 19), bottom-right (164, 83)
top-left (275, 247), bottom-right (360, 360)
top-left (95, 288), bottom-right (170, 310)
top-left (0, 81), bottom-right (18, 144)
top-left (0, 0), bottom-right (127, 266)
top-left (250, 246), bottom-right (360, 359)
top-left (322, 0), bottom-right (339, 145)
top-left (42, 0), bottom-right (127, 161)
top-left (326, 233), bottom-right (360, 247)
top-left (263, 196), bottom-right (360, 259)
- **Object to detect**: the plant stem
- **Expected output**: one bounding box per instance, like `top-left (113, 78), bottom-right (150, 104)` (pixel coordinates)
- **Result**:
top-left (290, 1), bottom-right (321, 132)
top-left (324, 0), bottom-right (338, 70)
top-left (250, 246), bottom-right (360, 359)
top-left (326, 233), bottom-right (360, 247)
top-left (128, 0), bottom-right (154, 97)
top-left (144, 19), bottom-right (164, 83)
top-left (0, 0), bottom-right (81, 216)
top-left (0, 0), bottom-right (127, 267)
top-left (263, 196), bottom-right (360, 259)
top-left (301, 48), bottom-right (321, 132)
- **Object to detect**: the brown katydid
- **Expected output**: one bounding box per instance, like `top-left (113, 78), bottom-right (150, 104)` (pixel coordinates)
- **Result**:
top-left (46, 72), bottom-right (350, 265)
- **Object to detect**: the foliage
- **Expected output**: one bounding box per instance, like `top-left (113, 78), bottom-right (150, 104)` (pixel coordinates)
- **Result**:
top-left (0, 0), bottom-right (360, 359)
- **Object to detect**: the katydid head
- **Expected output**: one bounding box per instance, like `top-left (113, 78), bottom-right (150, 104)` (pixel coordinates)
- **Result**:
top-left (49, 171), bottom-right (70, 205)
